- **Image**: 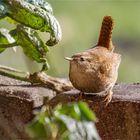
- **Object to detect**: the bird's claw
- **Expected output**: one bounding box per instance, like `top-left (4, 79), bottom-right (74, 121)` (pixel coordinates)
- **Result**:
top-left (104, 90), bottom-right (113, 106)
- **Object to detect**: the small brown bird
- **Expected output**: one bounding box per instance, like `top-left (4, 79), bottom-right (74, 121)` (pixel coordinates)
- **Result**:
top-left (65, 16), bottom-right (121, 105)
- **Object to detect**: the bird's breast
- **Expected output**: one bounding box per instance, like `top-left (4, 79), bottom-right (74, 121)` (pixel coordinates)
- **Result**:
top-left (69, 60), bottom-right (118, 93)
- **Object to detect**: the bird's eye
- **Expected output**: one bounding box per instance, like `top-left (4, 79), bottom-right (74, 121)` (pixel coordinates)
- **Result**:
top-left (80, 57), bottom-right (85, 61)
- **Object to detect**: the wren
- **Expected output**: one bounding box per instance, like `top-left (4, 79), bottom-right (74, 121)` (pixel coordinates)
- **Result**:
top-left (65, 16), bottom-right (121, 105)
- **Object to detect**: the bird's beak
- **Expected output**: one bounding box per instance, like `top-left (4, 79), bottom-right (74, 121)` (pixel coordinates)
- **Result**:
top-left (65, 57), bottom-right (73, 61)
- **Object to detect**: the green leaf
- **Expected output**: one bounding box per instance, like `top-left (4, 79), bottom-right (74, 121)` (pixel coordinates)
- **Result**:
top-left (0, 32), bottom-right (8, 53)
top-left (0, 0), bottom-right (62, 71)
top-left (26, 102), bottom-right (100, 140)
top-left (0, 28), bottom-right (16, 53)
top-left (25, 0), bottom-right (53, 14)
top-left (36, 106), bottom-right (50, 124)
top-left (16, 25), bottom-right (49, 65)
top-left (54, 104), bottom-right (81, 121)
top-left (78, 102), bottom-right (97, 121)
top-left (4, 0), bottom-right (62, 46)
top-left (0, 2), bottom-right (7, 19)
top-left (26, 120), bottom-right (47, 138)
top-left (57, 115), bottom-right (100, 140)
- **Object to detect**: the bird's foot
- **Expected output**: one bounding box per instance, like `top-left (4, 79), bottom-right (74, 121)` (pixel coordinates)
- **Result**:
top-left (104, 90), bottom-right (113, 106)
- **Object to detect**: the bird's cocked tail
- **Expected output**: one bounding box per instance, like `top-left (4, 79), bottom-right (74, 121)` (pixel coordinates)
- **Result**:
top-left (97, 16), bottom-right (114, 51)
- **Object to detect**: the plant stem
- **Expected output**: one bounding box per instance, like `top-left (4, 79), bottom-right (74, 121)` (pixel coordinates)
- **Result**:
top-left (0, 65), bottom-right (28, 74)
top-left (0, 70), bottom-right (29, 82)
top-left (0, 42), bottom-right (17, 48)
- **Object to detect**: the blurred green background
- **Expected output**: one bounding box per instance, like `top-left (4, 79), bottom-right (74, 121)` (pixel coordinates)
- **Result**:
top-left (0, 0), bottom-right (140, 82)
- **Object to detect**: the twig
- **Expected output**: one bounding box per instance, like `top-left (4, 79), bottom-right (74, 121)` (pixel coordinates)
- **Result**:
top-left (29, 72), bottom-right (74, 93)
top-left (0, 66), bottom-right (73, 93)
